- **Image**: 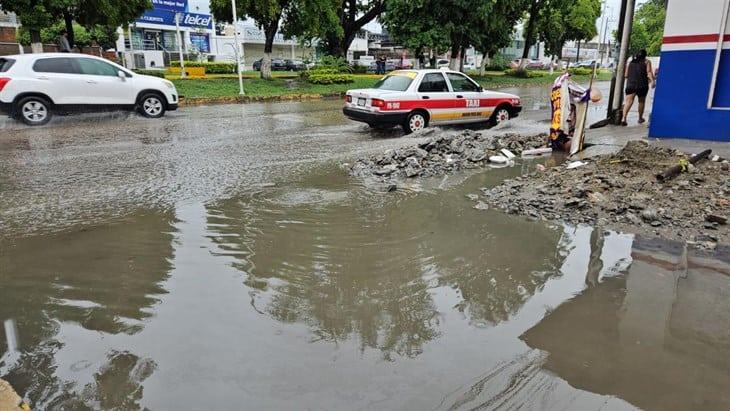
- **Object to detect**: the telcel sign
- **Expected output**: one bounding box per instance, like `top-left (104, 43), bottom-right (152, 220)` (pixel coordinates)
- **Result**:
top-left (137, 9), bottom-right (213, 29)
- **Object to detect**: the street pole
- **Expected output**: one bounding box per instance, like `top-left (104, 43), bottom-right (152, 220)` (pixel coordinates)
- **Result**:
top-left (175, 13), bottom-right (186, 79)
top-left (232, 0), bottom-right (245, 95)
top-left (611, 0), bottom-right (635, 123)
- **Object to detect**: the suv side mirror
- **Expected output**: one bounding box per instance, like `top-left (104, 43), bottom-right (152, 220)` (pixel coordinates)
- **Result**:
top-left (118, 70), bottom-right (127, 80)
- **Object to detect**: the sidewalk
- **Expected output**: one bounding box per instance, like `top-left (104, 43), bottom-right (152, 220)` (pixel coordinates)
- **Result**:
top-left (580, 123), bottom-right (730, 159)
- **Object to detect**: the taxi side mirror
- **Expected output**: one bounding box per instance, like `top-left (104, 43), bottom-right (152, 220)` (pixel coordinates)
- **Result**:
top-left (477, 86), bottom-right (484, 92)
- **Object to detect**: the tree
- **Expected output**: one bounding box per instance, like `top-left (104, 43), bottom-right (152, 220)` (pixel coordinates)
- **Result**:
top-left (470, 0), bottom-right (529, 74)
top-left (630, 0), bottom-right (666, 56)
top-left (17, 20), bottom-right (117, 48)
top-left (382, 0), bottom-right (450, 68)
top-left (520, 0), bottom-right (542, 67)
top-left (0, 0), bottom-right (54, 52)
top-left (521, 0), bottom-right (599, 67)
top-left (0, 0), bottom-right (149, 52)
top-left (321, 0), bottom-right (386, 58)
top-left (211, 0), bottom-right (291, 79)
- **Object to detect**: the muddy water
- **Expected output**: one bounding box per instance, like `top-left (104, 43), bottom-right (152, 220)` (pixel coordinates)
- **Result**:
top-left (2, 84), bottom-right (729, 410)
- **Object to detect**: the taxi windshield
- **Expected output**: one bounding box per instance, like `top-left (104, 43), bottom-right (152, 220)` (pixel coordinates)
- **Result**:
top-left (372, 73), bottom-right (415, 91)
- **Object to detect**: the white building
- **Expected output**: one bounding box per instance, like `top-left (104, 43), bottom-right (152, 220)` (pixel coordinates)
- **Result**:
top-left (116, 0), bottom-right (214, 69)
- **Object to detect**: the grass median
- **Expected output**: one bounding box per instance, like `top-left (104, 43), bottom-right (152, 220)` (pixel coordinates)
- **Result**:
top-left (171, 71), bottom-right (613, 102)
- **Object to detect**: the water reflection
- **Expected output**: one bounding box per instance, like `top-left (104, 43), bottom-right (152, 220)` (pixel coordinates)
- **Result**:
top-left (0, 211), bottom-right (175, 409)
top-left (205, 166), bottom-right (562, 360)
top-left (523, 236), bottom-right (730, 410)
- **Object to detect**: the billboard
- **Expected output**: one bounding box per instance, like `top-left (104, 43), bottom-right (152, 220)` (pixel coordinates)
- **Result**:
top-left (152, 0), bottom-right (187, 12)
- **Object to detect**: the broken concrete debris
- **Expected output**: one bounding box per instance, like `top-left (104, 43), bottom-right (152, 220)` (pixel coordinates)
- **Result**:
top-left (479, 140), bottom-right (728, 244)
top-left (350, 129), bottom-right (547, 181)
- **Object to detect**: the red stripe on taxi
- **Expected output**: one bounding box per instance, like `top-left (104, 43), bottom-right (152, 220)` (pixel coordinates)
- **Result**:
top-left (381, 98), bottom-right (514, 111)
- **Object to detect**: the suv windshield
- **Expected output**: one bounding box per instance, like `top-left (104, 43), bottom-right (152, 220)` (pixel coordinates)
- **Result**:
top-left (372, 72), bottom-right (415, 91)
top-left (0, 58), bottom-right (15, 72)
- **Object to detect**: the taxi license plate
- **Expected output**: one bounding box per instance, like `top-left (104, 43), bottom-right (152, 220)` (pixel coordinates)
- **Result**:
top-left (357, 98), bottom-right (366, 106)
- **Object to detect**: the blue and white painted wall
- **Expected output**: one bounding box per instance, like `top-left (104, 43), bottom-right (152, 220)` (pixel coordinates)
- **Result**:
top-left (650, 0), bottom-right (730, 141)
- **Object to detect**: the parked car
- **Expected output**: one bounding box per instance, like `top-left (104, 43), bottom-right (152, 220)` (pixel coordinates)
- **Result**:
top-left (436, 59), bottom-right (450, 68)
top-left (575, 60), bottom-right (598, 68)
top-left (394, 59), bottom-right (414, 70)
top-left (284, 59), bottom-right (306, 71)
top-left (343, 69), bottom-right (522, 133)
top-left (509, 59), bottom-right (545, 70)
top-left (0, 53), bottom-right (178, 126)
top-left (252, 58), bottom-right (288, 71)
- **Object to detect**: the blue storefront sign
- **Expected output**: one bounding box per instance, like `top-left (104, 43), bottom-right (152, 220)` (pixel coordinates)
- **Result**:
top-left (137, 9), bottom-right (213, 30)
top-left (190, 33), bottom-right (210, 53)
top-left (151, 0), bottom-right (188, 12)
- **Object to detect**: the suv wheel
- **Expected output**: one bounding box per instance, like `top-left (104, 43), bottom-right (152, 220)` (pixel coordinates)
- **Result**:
top-left (138, 93), bottom-right (166, 118)
top-left (403, 111), bottom-right (428, 134)
top-left (16, 96), bottom-right (52, 126)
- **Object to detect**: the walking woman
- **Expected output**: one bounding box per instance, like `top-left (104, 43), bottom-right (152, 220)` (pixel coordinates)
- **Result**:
top-left (621, 49), bottom-right (656, 125)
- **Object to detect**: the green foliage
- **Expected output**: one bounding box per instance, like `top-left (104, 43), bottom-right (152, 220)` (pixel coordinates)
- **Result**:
top-left (504, 69), bottom-right (547, 78)
top-left (16, 20), bottom-right (116, 47)
top-left (484, 53), bottom-right (510, 71)
top-left (170, 61), bottom-right (237, 74)
top-left (529, 0), bottom-right (601, 60)
top-left (306, 72), bottom-right (354, 84)
top-left (382, 0), bottom-right (451, 57)
top-left (317, 1), bottom-right (386, 56)
top-left (351, 64), bottom-right (368, 74)
top-left (2, 0), bottom-right (149, 43)
top-left (568, 67), bottom-right (593, 75)
top-left (313, 55), bottom-right (352, 72)
top-left (630, 0), bottom-right (666, 56)
top-left (133, 69), bottom-right (166, 78)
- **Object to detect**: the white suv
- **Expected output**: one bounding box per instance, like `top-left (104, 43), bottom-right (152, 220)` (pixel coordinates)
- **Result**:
top-left (0, 53), bottom-right (178, 126)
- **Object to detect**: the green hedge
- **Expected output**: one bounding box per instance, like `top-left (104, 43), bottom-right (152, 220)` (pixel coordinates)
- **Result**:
top-left (504, 69), bottom-right (547, 78)
top-left (299, 67), bottom-right (339, 80)
top-left (568, 67), bottom-right (593, 76)
top-left (170, 61), bottom-right (237, 74)
top-left (133, 69), bottom-right (165, 78)
top-left (307, 73), bottom-right (355, 84)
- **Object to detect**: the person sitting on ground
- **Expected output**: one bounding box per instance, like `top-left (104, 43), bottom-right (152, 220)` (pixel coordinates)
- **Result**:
top-left (549, 72), bottom-right (590, 152)
top-left (621, 49), bottom-right (656, 126)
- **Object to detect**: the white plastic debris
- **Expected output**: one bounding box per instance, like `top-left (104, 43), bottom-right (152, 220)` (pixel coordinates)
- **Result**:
top-left (711, 155), bottom-right (721, 162)
top-left (522, 147), bottom-right (553, 157)
top-left (489, 155), bottom-right (509, 164)
top-left (566, 160), bottom-right (587, 169)
top-left (500, 149), bottom-right (516, 159)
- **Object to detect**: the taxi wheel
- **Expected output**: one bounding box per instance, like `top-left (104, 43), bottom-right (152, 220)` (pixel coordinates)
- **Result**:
top-left (403, 111), bottom-right (428, 134)
top-left (490, 106), bottom-right (511, 126)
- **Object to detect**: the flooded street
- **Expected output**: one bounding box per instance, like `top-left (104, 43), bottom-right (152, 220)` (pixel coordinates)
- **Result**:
top-left (1, 84), bottom-right (729, 410)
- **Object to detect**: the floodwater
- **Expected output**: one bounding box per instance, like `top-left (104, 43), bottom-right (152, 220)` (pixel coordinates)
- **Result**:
top-left (2, 84), bottom-right (729, 410)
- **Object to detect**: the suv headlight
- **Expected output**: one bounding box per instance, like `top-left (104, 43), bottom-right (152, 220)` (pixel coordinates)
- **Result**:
top-left (163, 80), bottom-right (175, 90)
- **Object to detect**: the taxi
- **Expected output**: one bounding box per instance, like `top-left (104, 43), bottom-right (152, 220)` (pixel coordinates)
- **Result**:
top-left (343, 69), bottom-right (522, 133)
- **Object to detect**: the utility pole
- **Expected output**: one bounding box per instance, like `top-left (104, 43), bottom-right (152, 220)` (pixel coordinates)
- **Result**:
top-left (611, 0), bottom-right (636, 123)
top-left (231, 0), bottom-right (245, 95)
top-left (175, 13), bottom-right (186, 79)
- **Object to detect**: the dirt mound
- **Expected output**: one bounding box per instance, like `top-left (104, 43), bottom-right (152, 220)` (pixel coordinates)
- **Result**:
top-left (480, 140), bottom-right (729, 246)
top-left (350, 129), bottom-right (547, 181)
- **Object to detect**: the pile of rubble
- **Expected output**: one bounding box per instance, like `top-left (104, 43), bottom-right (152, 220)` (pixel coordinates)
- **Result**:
top-left (479, 140), bottom-right (729, 245)
top-left (350, 129), bottom-right (548, 181)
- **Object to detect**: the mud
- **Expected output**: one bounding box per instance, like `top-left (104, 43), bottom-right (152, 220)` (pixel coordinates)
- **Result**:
top-left (480, 140), bottom-right (729, 246)
top-left (350, 129), bottom-right (548, 182)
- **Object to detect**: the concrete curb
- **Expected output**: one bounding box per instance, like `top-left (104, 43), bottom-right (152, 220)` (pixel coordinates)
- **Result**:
top-left (179, 92), bottom-right (345, 107)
